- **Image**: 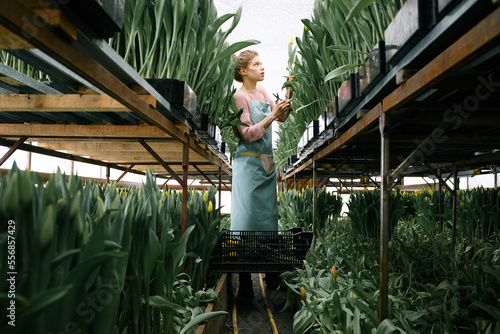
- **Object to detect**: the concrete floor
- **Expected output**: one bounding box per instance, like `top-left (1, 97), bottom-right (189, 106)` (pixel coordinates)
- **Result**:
top-left (221, 273), bottom-right (295, 334)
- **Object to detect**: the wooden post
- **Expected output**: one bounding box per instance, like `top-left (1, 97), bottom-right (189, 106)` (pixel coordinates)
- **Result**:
top-left (0, 136), bottom-right (27, 166)
top-left (106, 165), bottom-right (110, 184)
top-left (379, 111), bottom-right (390, 323)
top-left (181, 136), bottom-right (189, 236)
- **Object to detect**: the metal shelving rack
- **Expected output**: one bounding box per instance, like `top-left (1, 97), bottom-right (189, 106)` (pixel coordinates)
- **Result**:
top-left (280, 1), bottom-right (500, 322)
top-left (0, 0), bottom-right (232, 234)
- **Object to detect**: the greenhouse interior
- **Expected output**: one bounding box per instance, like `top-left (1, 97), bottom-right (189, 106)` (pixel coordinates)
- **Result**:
top-left (0, 0), bottom-right (499, 333)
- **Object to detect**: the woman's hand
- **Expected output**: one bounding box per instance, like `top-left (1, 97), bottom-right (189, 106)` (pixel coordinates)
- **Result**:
top-left (272, 98), bottom-right (293, 120)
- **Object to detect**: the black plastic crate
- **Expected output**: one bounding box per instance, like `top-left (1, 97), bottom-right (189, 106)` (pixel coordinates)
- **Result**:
top-left (338, 72), bottom-right (360, 114)
top-left (384, 0), bottom-right (433, 67)
top-left (209, 228), bottom-right (313, 273)
top-left (58, 0), bottom-right (125, 38)
top-left (359, 41), bottom-right (386, 95)
top-left (146, 78), bottom-right (197, 120)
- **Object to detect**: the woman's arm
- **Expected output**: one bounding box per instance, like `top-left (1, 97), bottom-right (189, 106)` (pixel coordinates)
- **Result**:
top-left (234, 88), bottom-right (292, 143)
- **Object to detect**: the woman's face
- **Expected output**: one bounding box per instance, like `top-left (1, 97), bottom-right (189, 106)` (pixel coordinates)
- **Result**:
top-left (242, 56), bottom-right (265, 82)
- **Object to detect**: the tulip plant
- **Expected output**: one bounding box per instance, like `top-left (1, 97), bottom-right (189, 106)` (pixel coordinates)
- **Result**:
top-left (0, 164), bottom-right (227, 334)
top-left (109, 0), bottom-right (259, 154)
top-left (279, 187), bottom-right (500, 333)
top-left (275, 0), bottom-right (404, 169)
top-left (278, 187), bottom-right (343, 231)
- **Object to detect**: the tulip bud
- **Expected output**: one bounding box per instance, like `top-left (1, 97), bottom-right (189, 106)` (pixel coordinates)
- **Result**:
top-left (40, 204), bottom-right (55, 248)
top-left (208, 200), bottom-right (213, 213)
top-left (300, 286), bottom-right (306, 299)
top-left (289, 37), bottom-right (294, 45)
top-left (331, 266), bottom-right (337, 279)
top-left (203, 191), bottom-right (208, 203)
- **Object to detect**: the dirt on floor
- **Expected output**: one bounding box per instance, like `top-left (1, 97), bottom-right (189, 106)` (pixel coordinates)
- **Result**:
top-left (221, 273), bottom-right (295, 334)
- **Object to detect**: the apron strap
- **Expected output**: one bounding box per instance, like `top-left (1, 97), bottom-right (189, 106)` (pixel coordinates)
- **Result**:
top-left (242, 86), bottom-right (266, 101)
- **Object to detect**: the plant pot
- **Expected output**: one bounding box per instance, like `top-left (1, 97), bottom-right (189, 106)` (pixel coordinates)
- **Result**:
top-left (359, 41), bottom-right (386, 95)
top-left (435, 0), bottom-right (460, 19)
top-left (308, 120), bottom-right (319, 141)
top-left (318, 111), bottom-right (327, 134)
top-left (146, 78), bottom-right (198, 121)
top-left (338, 73), bottom-right (359, 113)
top-left (297, 131), bottom-right (307, 156)
top-left (60, 0), bottom-right (125, 38)
top-left (326, 97), bottom-right (339, 129)
top-left (384, 0), bottom-right (433, 66)
top-left (195, 114), bottom-right (218, 146)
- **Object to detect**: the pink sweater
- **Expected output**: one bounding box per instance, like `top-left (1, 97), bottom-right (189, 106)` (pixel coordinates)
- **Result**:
top-left (234, 84), bottom-right (287, 143)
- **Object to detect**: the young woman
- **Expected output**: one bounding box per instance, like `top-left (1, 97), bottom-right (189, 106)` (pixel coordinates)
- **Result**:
top-left (231, 50), bottom-right (292, 297)
top-left (231, 49), bottom-right (292, 231)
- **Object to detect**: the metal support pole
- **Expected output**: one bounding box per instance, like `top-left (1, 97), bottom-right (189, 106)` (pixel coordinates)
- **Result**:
top-left (181, 136), bottom-right (189, 236)
top-left (438, 168), bottom-right (443, 232)
top-left (379, 111), bottom-right (390, 323)
top-left (313, 159), bottom-right (317, 240)
top-left (218, 167), bottom-right (222, 217)
top-left (451, 167), bottom-right (458, 250)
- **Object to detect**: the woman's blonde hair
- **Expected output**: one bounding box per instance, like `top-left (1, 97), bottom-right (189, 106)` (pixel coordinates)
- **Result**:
top-left (233, 50), bottom-right (259, 83)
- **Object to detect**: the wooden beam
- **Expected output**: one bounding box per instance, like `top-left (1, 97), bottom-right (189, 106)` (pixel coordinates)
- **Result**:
top-left (193, 164), bottom-right (231, 191)
top-left (0, 94), bottom-right (156, 112)
top-left (138, 139), bottom-right (183, 185)
top-left (0, 24), bottom-right (33, 48)
top-left (66, 150), bottom-right (205, 159)
top-left (188, 134), bottom-right (232, 176)
top-left (0, 136), bottom-right (27, 166)
top-left (0, 137), bottom-right (147, 176)
top-left (116, 164), bottom-right (135, 183)
top-left (0, 124), bottom-right (172, 138)
top-left (32, 9), bottom-right (77, 41)
top-left (37, 141), bottom-right (180, 152)
top-left (91, 156), bottom-right (207, 165)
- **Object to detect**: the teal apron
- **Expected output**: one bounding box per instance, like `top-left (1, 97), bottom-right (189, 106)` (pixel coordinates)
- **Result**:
top-left (231, 97), bottom-right (278, 231)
